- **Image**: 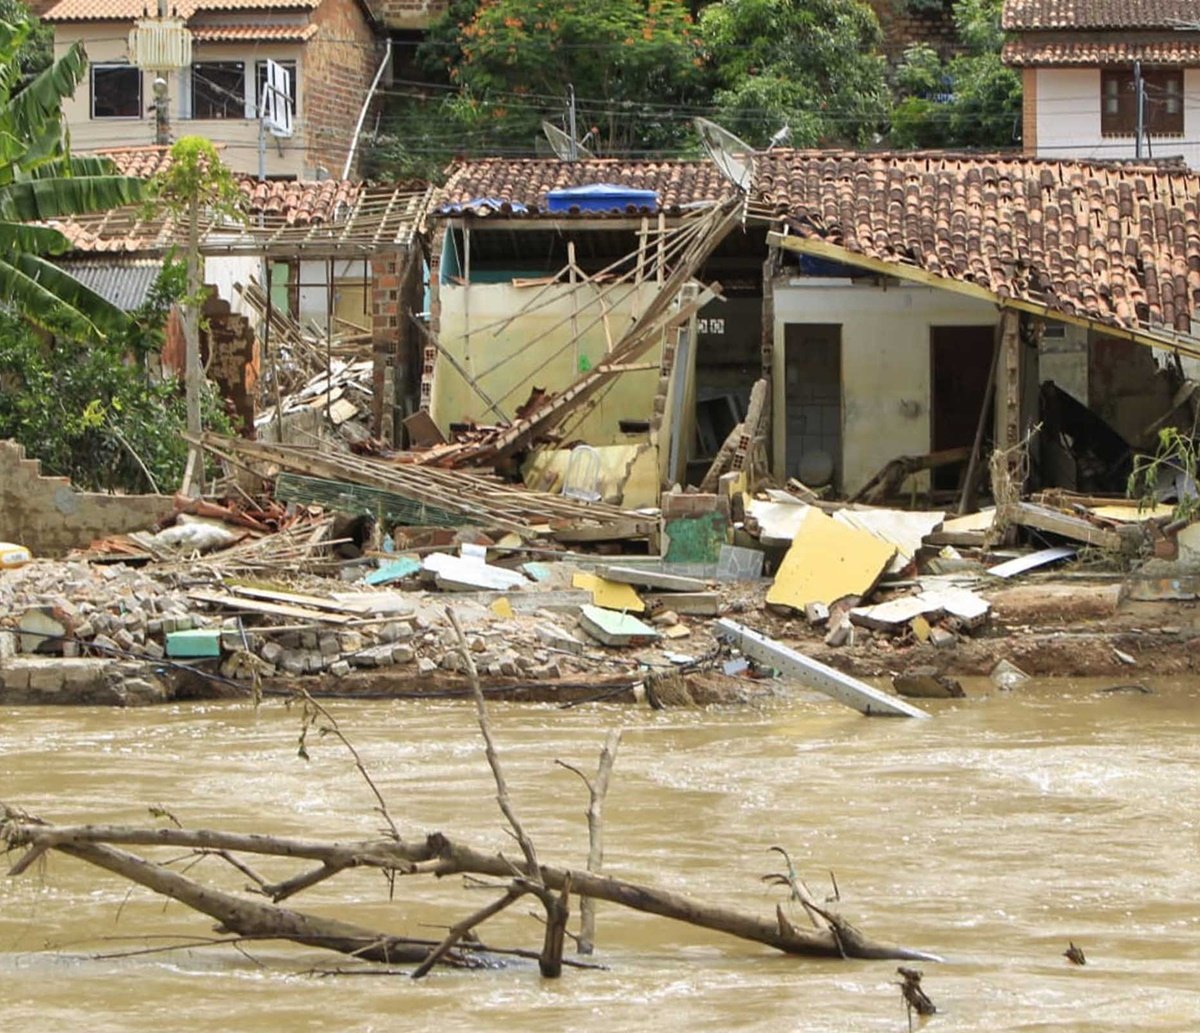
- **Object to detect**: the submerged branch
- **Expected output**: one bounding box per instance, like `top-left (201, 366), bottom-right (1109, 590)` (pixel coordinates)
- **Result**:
top-left (2, 807), bottom-right (940, 963)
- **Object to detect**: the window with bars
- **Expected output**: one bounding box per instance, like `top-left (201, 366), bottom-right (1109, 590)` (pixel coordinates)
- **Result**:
top-left (1101, 68), bottom-right (1184, 137)
top-left (191, 61), bottom-right (246, 119)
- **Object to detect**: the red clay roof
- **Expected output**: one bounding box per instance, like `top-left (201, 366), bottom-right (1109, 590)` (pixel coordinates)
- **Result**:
top-left (190, 24), bottom-right (319, 41)
top-left (43, 0), bottom-right (318, 20)
top-left (88, 147), bottom-right (361, 224)
top-left (1003, 37), bottom-right (1200, 65)
top-left (436, 158), bottom-right (734, 216)
top-left (93, 145), bottom-right (176, 178)
top-left (753, 150), bottom-right (1200, 335)
top-left (1003, 0), bottom-right (1200, 30)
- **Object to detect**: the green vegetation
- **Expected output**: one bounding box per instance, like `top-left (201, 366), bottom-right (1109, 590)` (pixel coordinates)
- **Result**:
top-left (0, 30), bottom-right (234, 492)
top-left (891, 0), bottom-right (1021, 149)
top-left (0, 265), bottom-right (231, 493)
top-left (0, 20), bottom-right (146, 339)
top-left (1128, 427), bottom-right (1200, 524)
top-left (368, 0), bottom-right (1021, 178)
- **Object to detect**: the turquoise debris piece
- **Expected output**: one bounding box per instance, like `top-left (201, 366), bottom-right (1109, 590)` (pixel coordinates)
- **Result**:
top-left (166, 628), bottom-right (222, 659)
top-left (365, 557), bottom-right (422, 586)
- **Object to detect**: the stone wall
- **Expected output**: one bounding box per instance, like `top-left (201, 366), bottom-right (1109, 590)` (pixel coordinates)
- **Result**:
top-left (306, 0), bottom-right (385, 178)
top-left (0, 440), bottom-right (176, 557)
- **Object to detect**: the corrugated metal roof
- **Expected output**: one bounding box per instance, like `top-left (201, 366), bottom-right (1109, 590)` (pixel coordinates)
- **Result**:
top-left (57, 258), bottom-right (163, 311)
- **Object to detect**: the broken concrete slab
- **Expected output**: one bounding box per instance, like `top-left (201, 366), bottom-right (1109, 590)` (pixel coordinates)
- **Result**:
top-left (422, 552), bottom-right (531, 592)
top-left (766, 508), bottom-right (896, 613)
top-left (596, 565), bottom-right (708, 593)
top-left (578, 604), bottom-right (660, 647)
top-left (990, 658), bottom-right (1031, 691)
top-left (715, 619), bottom-right (928, 718)
top-left (747, 497), bottom-right (810, 547)
top-left (642, 591), bottom-right (719, 616)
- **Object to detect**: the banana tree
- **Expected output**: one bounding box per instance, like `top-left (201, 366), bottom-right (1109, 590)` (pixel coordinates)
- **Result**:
top-left (0, 19), bottom-right (147, 340)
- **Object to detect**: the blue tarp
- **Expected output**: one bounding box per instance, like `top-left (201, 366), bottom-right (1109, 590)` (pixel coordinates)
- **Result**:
top-left (546, 183), bottom-right (659, 213)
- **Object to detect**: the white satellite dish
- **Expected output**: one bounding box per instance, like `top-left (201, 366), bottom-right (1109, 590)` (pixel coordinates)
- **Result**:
top-left (260, 59), bottom-right (294, 138)
top-left (694, 117), bottom-right (754, 192)
top-left (542, 120), bottom-right (593, 161)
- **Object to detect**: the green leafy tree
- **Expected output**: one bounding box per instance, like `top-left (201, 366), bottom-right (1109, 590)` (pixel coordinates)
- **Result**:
top-left (891, 0), bottom-right (1021, 149)
top-left (698, 0), bottom-right (890, 147)
top-left (0, 263), bottom-right (232, 492)
top-left (146, 135), bottom-right (246, 492)
top-left (0, 0), bottom-right (50, 81)
top-left (420, 0), bottom-right (706, 157)
top-left (0, 20), bottom-right (146, 339)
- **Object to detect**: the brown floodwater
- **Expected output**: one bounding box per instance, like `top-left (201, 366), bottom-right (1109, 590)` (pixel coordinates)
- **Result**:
top-left (2, 679), bottom-right (1199, 1032)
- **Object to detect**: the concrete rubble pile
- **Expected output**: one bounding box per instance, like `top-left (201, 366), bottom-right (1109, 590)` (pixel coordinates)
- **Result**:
top-left (7, 427), bottom-right (1200, 710)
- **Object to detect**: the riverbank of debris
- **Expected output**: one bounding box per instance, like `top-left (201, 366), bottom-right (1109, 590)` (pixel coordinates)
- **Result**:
top-left (4, 434), bottom-right (1200, 707)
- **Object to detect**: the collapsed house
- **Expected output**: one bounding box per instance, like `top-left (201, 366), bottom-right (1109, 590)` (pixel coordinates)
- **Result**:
top-left (418, 152), bottom-right (1200, 507)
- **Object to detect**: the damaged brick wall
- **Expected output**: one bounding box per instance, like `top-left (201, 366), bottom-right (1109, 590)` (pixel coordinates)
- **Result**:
top-left (0, 441), bottom-right (175, 557)
top-left (305, 0), bottom-right (384, 178)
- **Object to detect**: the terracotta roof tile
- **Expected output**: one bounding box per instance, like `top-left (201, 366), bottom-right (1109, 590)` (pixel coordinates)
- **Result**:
top-left (238, 176), bottom-right (362, 225)
top-left (1003, 37), bottom-right (1200, 65)
top-left (43, 0), bottom-right (318, 20)
top-left (1002, 0), bottom-right (1200, 30)
top-left (435, 158), bottom-right (734, 216)
top-left (91, 145), bottom-right (175, 178)
top-left (190, 24), bottom-right (319, 42)
top-left (753, 150), bottom-right (1200, 336)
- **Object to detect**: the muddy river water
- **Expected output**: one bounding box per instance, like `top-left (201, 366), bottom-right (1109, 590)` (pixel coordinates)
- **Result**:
top-left (2, 680), bottom-right (1199, 1032)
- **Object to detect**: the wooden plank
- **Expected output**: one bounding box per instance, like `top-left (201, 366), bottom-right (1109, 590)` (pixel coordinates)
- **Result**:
top-left (552, 520), bottom-right (657, 543)
top-left (715, 619), bottom-right (929, 719)
top-left (597, 565), bottom-right (708, 593)
top-left (229, 585), bottom-right (411, 616)
top-left (188, 590), bottom-right (355, 624)
top-left (1008, 502), bottom-right (1123, 551)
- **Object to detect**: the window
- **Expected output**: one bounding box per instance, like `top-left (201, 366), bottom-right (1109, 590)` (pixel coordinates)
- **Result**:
top-left (1101, 68), bottom-right (1184, 137)
top-left (91, 64), bottom-right (141, 119)
top-left (191, 61), bottom-right (246, 119)
top-left (255, 60), bottom-right (297, 116)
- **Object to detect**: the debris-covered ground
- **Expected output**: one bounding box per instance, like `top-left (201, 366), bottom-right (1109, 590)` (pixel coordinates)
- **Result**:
top-left (4, 433), bottom-right (1200, 707)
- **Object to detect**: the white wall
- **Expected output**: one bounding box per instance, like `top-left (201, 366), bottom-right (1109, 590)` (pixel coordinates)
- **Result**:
top-left (53, 24), bottom-right (308, 178)
top-left (772, 281), bottom-right (999, 494)
top-left (1035, 67), bottom-right (1200, 169)
top-left (204, 255), bottom-right (261, 319)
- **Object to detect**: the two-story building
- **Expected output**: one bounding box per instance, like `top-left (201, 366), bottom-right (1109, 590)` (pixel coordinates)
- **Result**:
top-left (1004, 0), bottom-right (1200, 168)
top-left (40, 0), bottom-right (384, 180)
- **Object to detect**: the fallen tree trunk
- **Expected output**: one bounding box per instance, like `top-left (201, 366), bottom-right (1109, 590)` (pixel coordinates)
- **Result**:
top-left (2, 814), bottom-right (939, 964)
top-left (60, 840), bottom-right (476, 967)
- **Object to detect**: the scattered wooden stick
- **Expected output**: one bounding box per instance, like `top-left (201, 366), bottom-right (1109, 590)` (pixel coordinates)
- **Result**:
top-left (556, 728), bottom-right (621, 955)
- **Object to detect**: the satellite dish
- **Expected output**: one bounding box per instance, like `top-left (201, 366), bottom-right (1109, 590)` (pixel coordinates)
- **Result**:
top-left (542, 121), bottom-right (594, 161)
top-left (694, 117), bottom-right (754, 192)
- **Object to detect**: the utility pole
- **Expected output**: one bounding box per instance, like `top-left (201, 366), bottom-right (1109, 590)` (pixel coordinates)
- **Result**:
top-left (567, 84), bottom-right (578, 161)
top-left (1134, 60), bottom-right (1145, 160)
top-left (153, 0), bottom-right (170, 145)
